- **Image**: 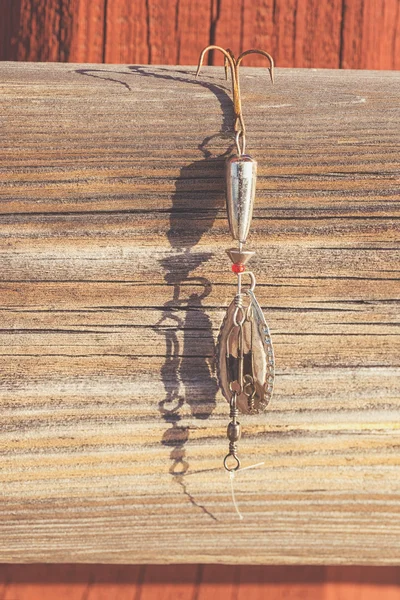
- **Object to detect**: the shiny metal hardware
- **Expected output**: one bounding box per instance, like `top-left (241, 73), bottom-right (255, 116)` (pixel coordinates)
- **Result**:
top-left (223, 394), bottom-right (241, 471)
top-left (226, 248), bottom-right (255, 266)
top-left (196, 46), bottom-right (275, 471)
top-left (217, 287), bottom-right (275, 416)
top-left (225, 154), bottom-right (257, 244)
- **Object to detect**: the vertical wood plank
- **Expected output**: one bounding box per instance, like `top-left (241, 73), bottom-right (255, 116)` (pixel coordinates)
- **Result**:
top-left (69, 0), bottom-right (106, 63)
top-left (197, 565), bottom-right (237, 600)
top-left (213, 0), bottom-right (277, 65)
top-left (236, 566), bottom-right (326, 600)
top-left (213, 0), bottom-right (343, 67)
top-left (0, 565), bottom-right (144, 600)
top-left (139, 565), bottom-right (201, 600)
top-left (104, 0), bottom-right (212, 64)
top-left (0, 567), bottom-right (6, 600)
top-left (325, 566), bottom-right (400, 599)
top-left (18, 0), bottom-right (63, 61)
top-left (104, 0), bottom-right (149, 63)
top-left (15, 0), bottom-right (105, 62)
top-left (291, 0), bottom-right (343, 67)
top-left (174, 0), bottom-right (213, 64)
top-left (241, 0), bottom-right (275, 60)
top-left (86, 565), bottom-right (143, 600)
top-left (270, 0), bottom-right (298, 67)
top-left (1, 565), bottom-right (89, 600)
top-left (0, 0), bottom-right (22, 60)
top-left (211, 0), bottom-right (246, 59)
top-left (341, 0), bottom-right (400, 69)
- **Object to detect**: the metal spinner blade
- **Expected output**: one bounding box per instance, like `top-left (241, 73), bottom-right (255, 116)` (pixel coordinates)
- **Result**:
top-left (217, 287), bottom-right (275, 416)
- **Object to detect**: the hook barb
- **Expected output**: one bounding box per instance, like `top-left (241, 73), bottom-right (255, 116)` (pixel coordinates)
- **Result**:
top-left (196, 45), bottom-right (236, 79)
top-left (237, 49), bottom-right (275, 84)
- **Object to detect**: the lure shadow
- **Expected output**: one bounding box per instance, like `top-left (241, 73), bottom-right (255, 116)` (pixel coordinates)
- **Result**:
top-left (154, 155), bottom-right (224, 522)
top-left (76, 65), bottom-right (237, 519)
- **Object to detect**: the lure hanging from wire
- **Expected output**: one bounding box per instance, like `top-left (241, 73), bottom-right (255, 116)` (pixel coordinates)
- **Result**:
top-left (196, 46), bottom-right (276, 471)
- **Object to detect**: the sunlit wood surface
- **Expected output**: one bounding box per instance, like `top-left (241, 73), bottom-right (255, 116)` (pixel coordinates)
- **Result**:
top-left (0, 62), bottom-right (399, 564)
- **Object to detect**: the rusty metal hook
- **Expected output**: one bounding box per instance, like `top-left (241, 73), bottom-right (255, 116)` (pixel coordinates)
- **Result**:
top-left (196, 46), bottom-right (275, 154)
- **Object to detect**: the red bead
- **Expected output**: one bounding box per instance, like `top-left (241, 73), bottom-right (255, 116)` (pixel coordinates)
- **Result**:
top-left (232, 263), bottom-right (245, 273)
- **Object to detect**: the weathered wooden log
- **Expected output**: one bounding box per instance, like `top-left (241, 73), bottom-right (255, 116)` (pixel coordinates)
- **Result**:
top-left (0, 63), bottom-right (399, 564)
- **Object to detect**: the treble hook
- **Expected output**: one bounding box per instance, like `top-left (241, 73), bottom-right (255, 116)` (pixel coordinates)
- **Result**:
top-left (196, 45), bottom-right (275, 155)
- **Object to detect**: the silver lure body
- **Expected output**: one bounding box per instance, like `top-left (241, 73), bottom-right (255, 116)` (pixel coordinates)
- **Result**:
top-left (225, 155), bottom-right (257, 244)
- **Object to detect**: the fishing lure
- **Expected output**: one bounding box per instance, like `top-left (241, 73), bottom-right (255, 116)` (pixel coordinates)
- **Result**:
top-left (196, 46), bottom-right (275, 471)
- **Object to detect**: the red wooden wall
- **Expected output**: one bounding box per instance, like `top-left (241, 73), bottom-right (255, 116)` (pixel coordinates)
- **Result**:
top-left (1, 564), bottom-right (400, 599)
top-left (0, 0), bottom-right (399, 68)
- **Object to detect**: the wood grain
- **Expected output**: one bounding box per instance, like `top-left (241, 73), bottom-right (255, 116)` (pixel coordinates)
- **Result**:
top-left (0, 62), bottom-right (399, 565)
top-left (3, 0), bottom-right (400, 68)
